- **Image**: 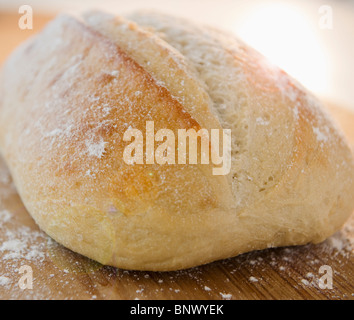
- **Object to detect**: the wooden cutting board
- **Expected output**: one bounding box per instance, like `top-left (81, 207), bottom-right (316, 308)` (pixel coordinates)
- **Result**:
top-left (0, 12), bottom-right (353, 300)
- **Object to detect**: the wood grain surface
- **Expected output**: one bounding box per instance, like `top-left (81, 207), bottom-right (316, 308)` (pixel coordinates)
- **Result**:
top-left (0, 12), bottom-right (353, 300)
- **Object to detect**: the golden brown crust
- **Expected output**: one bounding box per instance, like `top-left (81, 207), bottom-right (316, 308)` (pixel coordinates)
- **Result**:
top-left (0, 12), bottom-right (353, 270)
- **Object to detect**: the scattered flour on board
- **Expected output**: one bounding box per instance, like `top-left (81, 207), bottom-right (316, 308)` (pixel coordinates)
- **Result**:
top-left (220, 292), bottom-right (232, 300)
top-left (0, 226), bottom-right (46, 262)
top-left (0, 209), bottom-right (46, 274)
top-left (249, 276), bottom-right (258, 283)
top-left (0, 210), bottom-right (11, 228)
top-left (0, 276), bottom-right (10, 287)
top-left (301, 279), bottom-right (310, 286)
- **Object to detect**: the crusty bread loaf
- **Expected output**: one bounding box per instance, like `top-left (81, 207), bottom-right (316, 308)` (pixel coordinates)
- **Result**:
top-left (0, 11), bottom-right (353, 271)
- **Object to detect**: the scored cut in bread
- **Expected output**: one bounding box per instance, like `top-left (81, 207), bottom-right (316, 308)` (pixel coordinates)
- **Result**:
top-left (0, 11), bottom-right (353, 271)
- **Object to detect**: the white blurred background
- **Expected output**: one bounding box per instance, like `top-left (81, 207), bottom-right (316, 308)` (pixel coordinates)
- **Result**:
top-left (0, 0), bottom-right (353, 111)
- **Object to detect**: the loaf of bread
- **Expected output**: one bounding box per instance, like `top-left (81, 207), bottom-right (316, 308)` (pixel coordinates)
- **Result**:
top-left (0, 11), bottom-right (353, 271)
